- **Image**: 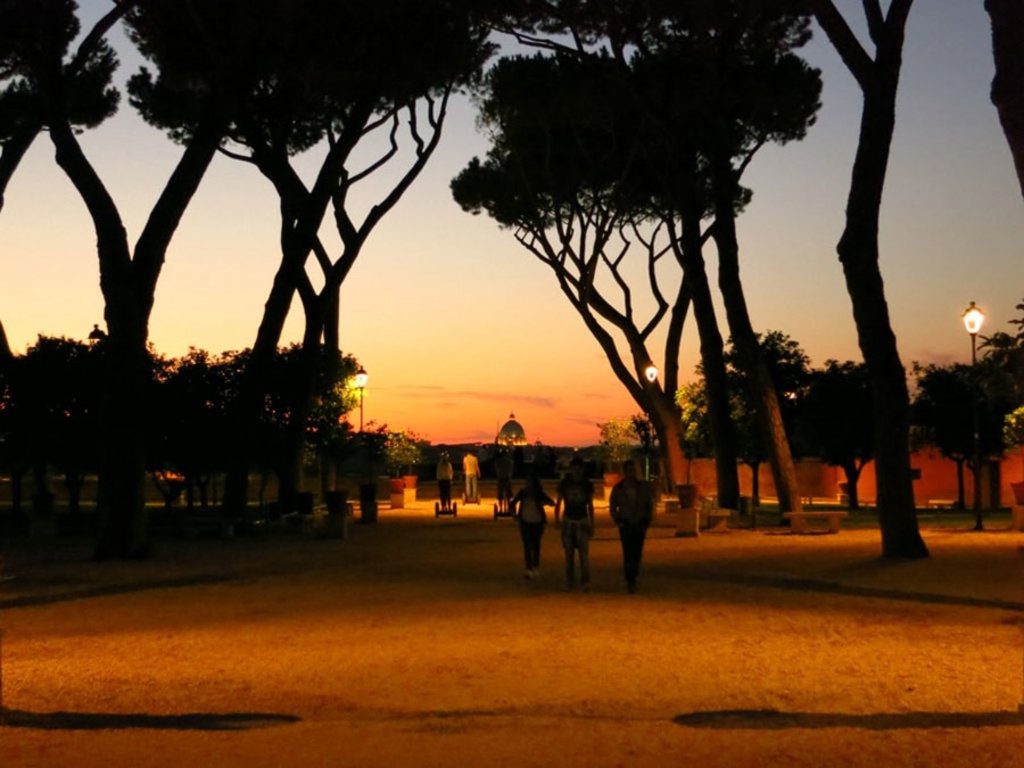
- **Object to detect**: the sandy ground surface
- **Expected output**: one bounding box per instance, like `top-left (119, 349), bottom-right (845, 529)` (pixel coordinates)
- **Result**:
top-left (1, 499), bottom-right (1023, 768)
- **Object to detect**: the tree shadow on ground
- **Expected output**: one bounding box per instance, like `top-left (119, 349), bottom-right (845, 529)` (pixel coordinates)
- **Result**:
top-left (0, 573), bottom-right (235, 610)
top-left (673, 708), bottom-right (1024, 730)
top-left (686, 571), bottom-right (1024, 613)
top-left (0, 708), bottom-right (300, 731)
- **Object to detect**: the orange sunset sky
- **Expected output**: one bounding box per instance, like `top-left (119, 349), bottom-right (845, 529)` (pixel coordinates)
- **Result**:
top-left (2, 3), bottom-right (1023, 447)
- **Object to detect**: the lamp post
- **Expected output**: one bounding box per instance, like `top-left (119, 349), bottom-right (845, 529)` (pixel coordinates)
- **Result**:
top-left (642, 364), bottom-right (658, 480)
top-left (962, 301), bottom-right (985, 529)
top-left (354, 365), bottom-right (368, 432)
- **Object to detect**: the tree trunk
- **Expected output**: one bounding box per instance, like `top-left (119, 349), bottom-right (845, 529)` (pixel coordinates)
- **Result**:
top-left (647, 392), bottom-right (691, 494)
top-left (986, 0), bottom-right (1024, 200)
top-left (814, 0), bottom-right (927, 558)
top-left (712, 160), bottom-right (802, 515)
top-left (93, 325), bottom-right (151, 559)
top-left (837, 105), bottom-right (927, 557)
top-left (0, 124), bottom-right (39, 216)
top-left (9, 467), bottom-right (25, 518)
top-left (47, 106), bottom-right (221, 557)
top-left (680, 208), bottom-right (740, 509)
top-left (842, 462), bottom-right (861, 509)
top-left (222, 264), bottom-right (298, 518)
top-left (223, 176), bottom-right (330, 517)
top-left (64, 470), bottom-right (84, 523)
top-left (955, 457), bottom-right (966, 509)
top-left (0, 318), bottom-right (11, 364)
top-left (747, 461), bottom-right (760, 508)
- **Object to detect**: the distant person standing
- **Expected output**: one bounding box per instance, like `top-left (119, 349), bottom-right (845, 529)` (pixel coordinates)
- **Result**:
top-left (555, 457), bottom-right (595, 591)
top-left (495, 448), bottom-right (514, 510)
top-left (436, 452), bottom-right (454, 511)
top-left (512, 469), bottom-right (554, 579)
top-left (608, 460), bottom-right (653, 593)
top-left (463, 450), bottom-right (480, 503)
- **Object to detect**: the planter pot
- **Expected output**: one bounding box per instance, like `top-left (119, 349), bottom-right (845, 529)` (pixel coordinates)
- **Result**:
top-left (676, 484), bottom-right (698, 509)
top-left (402, 475), bottom-right (418, 490)
top-left (359, 483), bottom-right (378, 524)
top-left (1011, 482), bottom-right (1024, 505)
top-left (388, 478), bottom-right (405, 493)
top-left (324, 490), bottom-right (348, 516)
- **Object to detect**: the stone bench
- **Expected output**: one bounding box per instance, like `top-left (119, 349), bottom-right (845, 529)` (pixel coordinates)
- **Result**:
top-left (926, 499), bottom-right (956, 509)
top-left (698, 498), bottom-right (732, 531)
top-left (782, 510), bottom-right (848, 534)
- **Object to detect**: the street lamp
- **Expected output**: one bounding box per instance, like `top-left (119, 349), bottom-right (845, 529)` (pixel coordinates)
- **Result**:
top-left (962, 301), bottom-right (985, 529)
top-left (354, 365), bottom-right (368, 432)
top-left (641, 364), bottom-right (658, 481)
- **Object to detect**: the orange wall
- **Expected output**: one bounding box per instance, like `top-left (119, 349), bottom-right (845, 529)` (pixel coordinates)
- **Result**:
top-left (687, 449), bottom-right (1024, 507)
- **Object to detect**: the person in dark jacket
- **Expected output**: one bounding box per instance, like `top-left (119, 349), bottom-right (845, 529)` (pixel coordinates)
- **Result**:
top-left (512, 468), bottom-right (554, 580)
top-left (555, 457), bottom-right (595, 591)
top-left (608, 460), bottom-right (653, 593)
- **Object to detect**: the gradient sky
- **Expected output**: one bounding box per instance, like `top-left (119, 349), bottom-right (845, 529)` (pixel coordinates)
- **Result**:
top-left (2, 2), bottom-right (1022, 447)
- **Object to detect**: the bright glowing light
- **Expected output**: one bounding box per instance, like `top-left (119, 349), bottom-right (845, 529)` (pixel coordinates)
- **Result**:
top-left (354, 366), bottom-right (368, 389)
top-left (962, 301), bottom-right (985, 336)
top-left (644, 364), bottom-right (658, 383)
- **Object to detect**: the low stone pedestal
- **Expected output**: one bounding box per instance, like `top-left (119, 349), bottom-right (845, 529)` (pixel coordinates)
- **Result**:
top-left (674, 506), bottom-right (699, 538)
top-left (1011, 506), bottom-right (1024, 532)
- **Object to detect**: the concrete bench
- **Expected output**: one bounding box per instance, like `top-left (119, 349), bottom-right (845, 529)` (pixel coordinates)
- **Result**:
top-left (706, 509), bottom-right (732, 531)
top-left (783, 510), bottom-right (848, 534)
top-left (926, 499), bottom-right (956, 509)
top-left (698, 498), bottom-right (732, 531)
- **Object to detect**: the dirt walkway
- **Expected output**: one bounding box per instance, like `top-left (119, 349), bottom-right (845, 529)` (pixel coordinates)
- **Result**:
top-left (2, 503), bottom-right (1023, 767)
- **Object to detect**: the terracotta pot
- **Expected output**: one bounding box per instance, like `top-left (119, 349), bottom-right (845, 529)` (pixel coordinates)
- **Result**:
top-left (388, 478), bottom-right (405, 493)
top-left (1011, 482), bottom-right (1024, 505)
top-left (676, 484), bottom-right (698, 509)
top-left (603, 473), bottom-right (623, 488)
top-left (402, 475), bottom-right (418, 490)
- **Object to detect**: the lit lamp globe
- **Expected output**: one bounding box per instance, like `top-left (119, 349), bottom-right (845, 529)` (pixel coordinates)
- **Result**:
top-left (354, 366), bottom-right (368, 390)
top-left (962, 301), bottom-right (984, 336)
top-left (644, 364), bottom-right (658, 383)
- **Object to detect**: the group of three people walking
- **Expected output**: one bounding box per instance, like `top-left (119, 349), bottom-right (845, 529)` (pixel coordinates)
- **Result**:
top-left (513, 457), bottom-right (653, 593)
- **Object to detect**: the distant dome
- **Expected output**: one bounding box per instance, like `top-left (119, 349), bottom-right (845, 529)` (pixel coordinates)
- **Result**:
top-left (496, 413), bottom-right (527, 446)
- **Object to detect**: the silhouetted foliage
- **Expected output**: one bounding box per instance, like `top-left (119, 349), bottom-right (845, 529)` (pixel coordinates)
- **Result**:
top-left (911, 362), bottom-right (1009, 510)
top-left (799, 360), bottom-right (873, 508)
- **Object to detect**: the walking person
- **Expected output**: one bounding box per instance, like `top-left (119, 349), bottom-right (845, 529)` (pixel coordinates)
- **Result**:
top-left (462, 450), bottom-right (480, 503)
top-left (555, 456), bottom-right (595, 591)
top-left (608, 459), bottom-right (653, 593)
top-left (436, 452), bottom-right (454, 512)
top-left (512, 468), bottom-right (554, 579)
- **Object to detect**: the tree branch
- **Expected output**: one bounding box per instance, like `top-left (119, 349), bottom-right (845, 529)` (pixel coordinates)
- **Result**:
top-left (810, 0), bottom-right (875, 90)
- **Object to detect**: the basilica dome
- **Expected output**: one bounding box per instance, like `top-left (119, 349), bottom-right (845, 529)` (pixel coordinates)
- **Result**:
top-left (496, 413), bottom-right (527, 446)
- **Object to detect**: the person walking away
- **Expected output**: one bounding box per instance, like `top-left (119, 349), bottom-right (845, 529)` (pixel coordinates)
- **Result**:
top-left (495, 448), bottom-right (514, 512)
top-left (555, 456), bottom-right (595, 591)
top-left (463, 450), bottom-right (480, 503)
top-left (436, 452), bottom-right (454, 511)
top-left (512, 469), bottom-right (554, 579)
top-left (608, 460), bottom-right (653, 593)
